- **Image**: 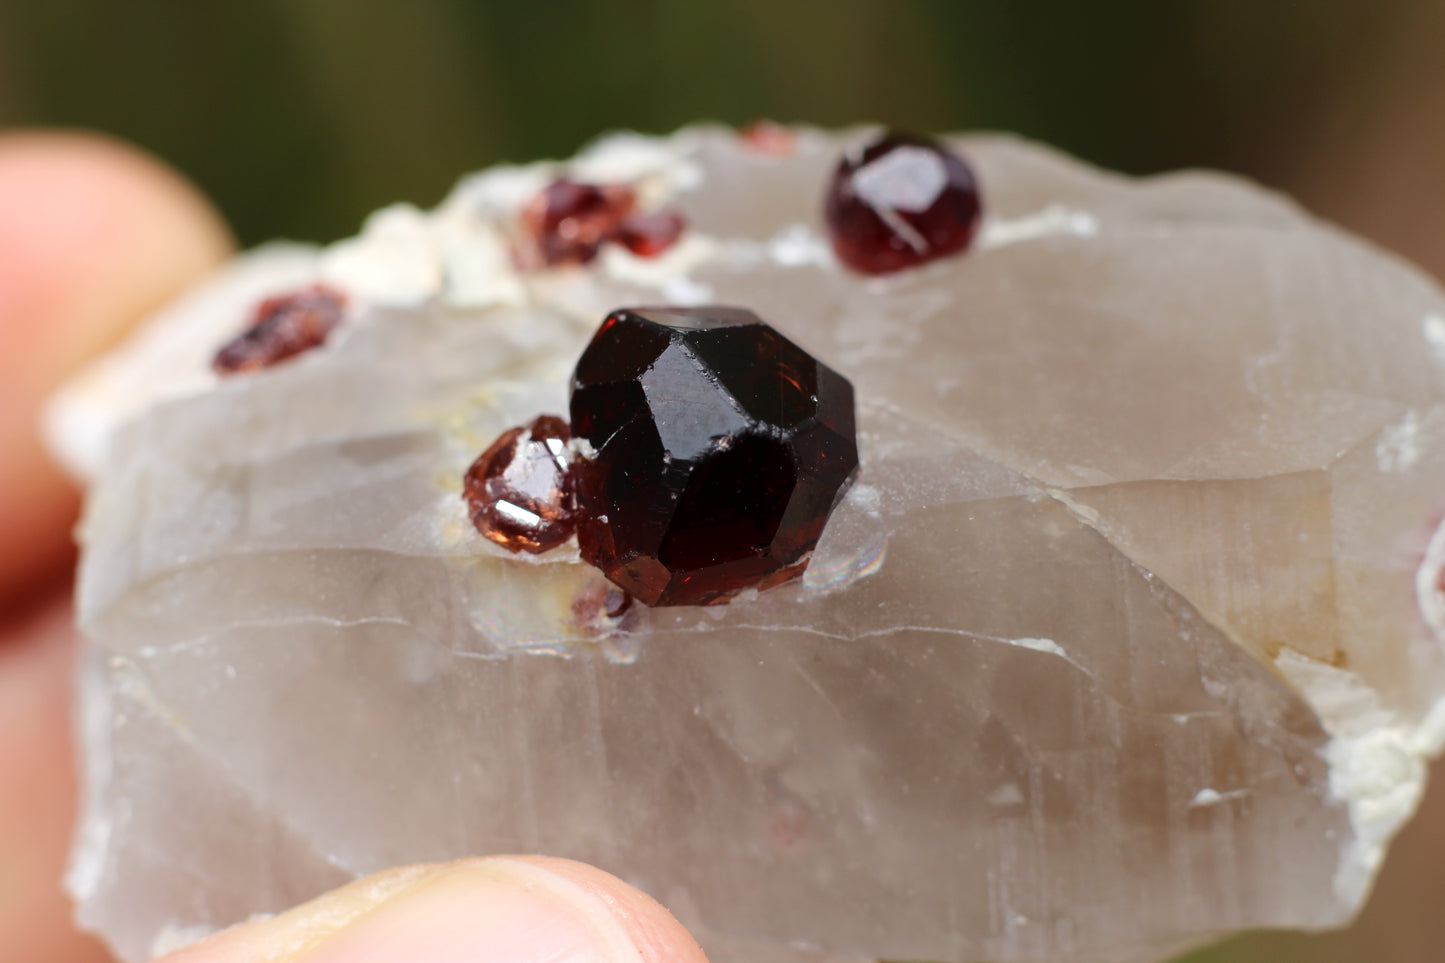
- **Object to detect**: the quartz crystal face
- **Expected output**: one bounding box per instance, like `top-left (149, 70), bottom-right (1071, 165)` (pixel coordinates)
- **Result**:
top-left (44, 126), bottom-right (1445, 963)
top-left (569, 306), bottom-right (858, 606)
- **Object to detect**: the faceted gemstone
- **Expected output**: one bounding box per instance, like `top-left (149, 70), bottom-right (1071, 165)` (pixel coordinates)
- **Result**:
top-left (612, 210), bottom-right (687, 258)
top-left (569, 306), bottom-right (858, 606)
top-left (462, 414), bottom-right (575, 553)
top-left (824, 131), bottom-right (982, 275)
top-left (520, 178), bottom-right (636, 266)
top-left (212, 285), bottom-right (346, 375)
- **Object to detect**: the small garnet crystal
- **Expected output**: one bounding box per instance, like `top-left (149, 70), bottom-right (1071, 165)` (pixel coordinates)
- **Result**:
top-left (463, 415), bottom-right (575, 553)
top-left (521, 178), bottom-right (636, 266)
top-left (520, 178), bottom-right (687, 267)
top-left (213, 284), bottom-right (347, 375)
top-left (569, 306), bottom-right (858, 606)
top-left (824, 131), bottom-right (982, 275)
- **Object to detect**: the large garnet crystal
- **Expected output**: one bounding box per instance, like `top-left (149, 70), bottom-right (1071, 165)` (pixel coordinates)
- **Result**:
top-left (569, 306), bottom-right (858, 606)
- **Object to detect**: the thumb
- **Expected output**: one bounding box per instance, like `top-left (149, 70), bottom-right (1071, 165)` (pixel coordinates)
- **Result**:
top-left (156, 857), bottom-right (711, 963)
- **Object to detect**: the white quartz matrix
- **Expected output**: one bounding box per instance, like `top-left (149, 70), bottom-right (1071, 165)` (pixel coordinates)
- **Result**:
top-left (45, 125), bottom-right (1445, 963)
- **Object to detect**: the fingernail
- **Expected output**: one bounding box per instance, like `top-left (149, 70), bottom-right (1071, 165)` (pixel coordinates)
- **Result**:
top-left (162, 858), bottom-right (652, 963)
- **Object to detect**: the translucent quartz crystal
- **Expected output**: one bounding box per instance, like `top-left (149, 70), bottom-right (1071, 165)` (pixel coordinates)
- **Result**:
top-left (45, 126), bottom-right (1445, 963)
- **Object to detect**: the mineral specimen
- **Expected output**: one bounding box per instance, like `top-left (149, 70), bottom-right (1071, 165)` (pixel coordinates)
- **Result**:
top-left (44, 125), bottom-right (1445, 963)
top-left (569, 306), bottom-right (858, 606)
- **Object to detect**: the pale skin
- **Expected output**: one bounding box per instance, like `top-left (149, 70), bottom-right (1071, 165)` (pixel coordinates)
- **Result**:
top-left (0, 133), bottom-right (709, 963)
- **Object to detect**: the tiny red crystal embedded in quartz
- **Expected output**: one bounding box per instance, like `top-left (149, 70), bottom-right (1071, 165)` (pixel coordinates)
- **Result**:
top-left (569, 306), bottom-right (858, 606)
top-left (824, 131), bottom-right (982, 275)
top-left (521, 178), bottom-right (637, 266)
top-left (740, 120), bottom-right (797, 157)
top-left (213, 284), bottom-right (347, 375)
top-left (463, 415), bottom-right (576, 553)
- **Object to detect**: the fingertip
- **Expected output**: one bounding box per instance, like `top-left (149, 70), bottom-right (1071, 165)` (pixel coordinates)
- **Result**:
top-left (0, 130), bottom-right (233, 603)
top-left (0, 597), bottom-right (111, 963)
top-left (158, 857), bottom-right (710, 963)
top-left (501, 856), bottom-right (712, 963)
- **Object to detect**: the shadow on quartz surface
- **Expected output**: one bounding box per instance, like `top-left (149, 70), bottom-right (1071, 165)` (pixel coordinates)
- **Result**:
top-left (1175, 754), bottom-right (1445, 963)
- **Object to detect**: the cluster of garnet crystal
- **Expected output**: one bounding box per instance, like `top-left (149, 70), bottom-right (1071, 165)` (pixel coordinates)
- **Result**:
top-left (464, 129), bottom-right (987, 606)
top-left (518, 178), bottom-right (686, 268)
top-left (464, 306), bottom-right (859, 607)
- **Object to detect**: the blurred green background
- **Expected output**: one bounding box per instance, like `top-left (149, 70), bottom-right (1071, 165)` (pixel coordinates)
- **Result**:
top-left (3, 2), bottom-right (1445, 962)
top-left (0, 1), bottom-right (1435, 252)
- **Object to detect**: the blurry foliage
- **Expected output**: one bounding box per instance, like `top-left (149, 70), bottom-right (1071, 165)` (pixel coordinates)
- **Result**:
top-left (0, 0), bottom-right (1412, 245)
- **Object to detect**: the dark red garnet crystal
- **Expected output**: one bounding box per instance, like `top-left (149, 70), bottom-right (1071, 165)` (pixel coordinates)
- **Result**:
top-left (824, 131), bottom-right (982, 275)
top-left (520, 178), bottom-right (688, 268)
top-left (522, 179), bottom-right (637, 267)
top-left (569, 306), bottom-right (858, 606)
top-left (463, 415), bottom-right (575, 553)
top-left (213, 284), bottom-right (347, 375)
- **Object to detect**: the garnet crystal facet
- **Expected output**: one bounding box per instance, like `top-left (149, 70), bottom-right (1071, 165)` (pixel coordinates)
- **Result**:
top-left (463, 415), bottom-right (575, 553)
top-left (612, 209), bottom-right (687, 258)
top-left (213, 284), bottom-right (347, 375)
top-left (569, 306), bottom-right (858, 606)
top-left (825, 131), bottom-right (982, 275)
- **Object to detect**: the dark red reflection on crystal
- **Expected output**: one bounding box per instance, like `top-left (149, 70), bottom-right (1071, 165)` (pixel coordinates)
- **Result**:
top-left (521, 179), bottom-right (637, 266)
top-left (740, 120), bottom-right (797, 157)
top-left (570, 306), bottom-right (858, 606)
top-left (824, 131), bottom-right (982, 275)
top-left (613, 210), bottom-right (687, 258)
top-left (463, 415), bottom-right (575, 553)
top-left (212, 284), bottom-right (347, 375)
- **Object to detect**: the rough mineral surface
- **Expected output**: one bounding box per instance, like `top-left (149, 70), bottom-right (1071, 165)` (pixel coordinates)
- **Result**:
top-left (45, 126), bottom-right (1445, 963)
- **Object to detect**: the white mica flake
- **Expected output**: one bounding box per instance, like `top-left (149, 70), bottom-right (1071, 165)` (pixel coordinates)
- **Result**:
top-left (1423, 313), bottom-right (1445, 364)
top-left (320, 204), bottom-right (446, 305)
top-left (979, 204), bottom-right (1099, 250)
top-left (1274, 647), bottom-right (1435, 906)
top-left (1188, 788), bottom-right (1249, 808)
top-left (1375, 410), bottom-right (1421, 473)
top-left (768, 223), bottom-right (835, 268)
top-left (1008, 637), bottom-right (1068, 658)
top-left (599, 234), bottom-right (719, 304)
top-left (573, 130), bottom-right (705, 202)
